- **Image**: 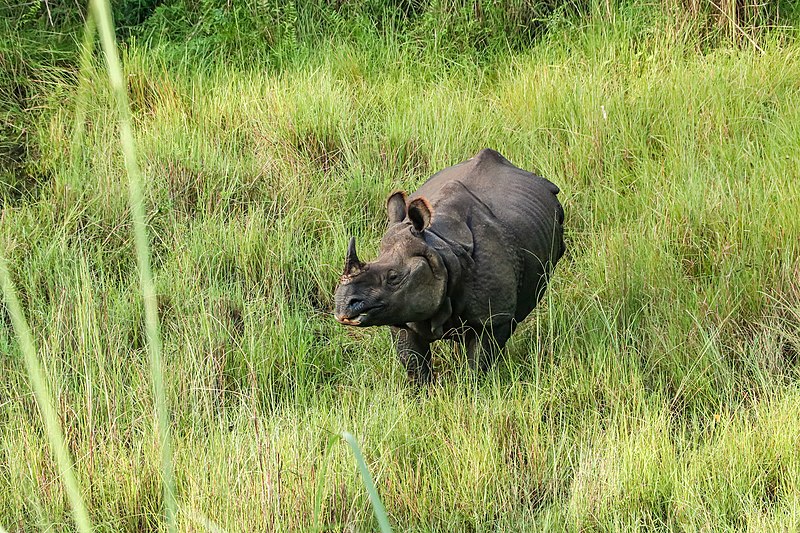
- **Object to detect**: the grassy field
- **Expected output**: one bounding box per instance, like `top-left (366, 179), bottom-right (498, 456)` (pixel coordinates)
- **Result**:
top-left (2, 4), bottom-right (800, 531)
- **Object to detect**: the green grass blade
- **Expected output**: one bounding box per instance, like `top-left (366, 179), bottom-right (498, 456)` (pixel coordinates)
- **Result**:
top-left (0, 254), bottom-right (93, 532)
top-left (88, 0), bottom-right (177, 529)
top-left (181, 507), bottom-right (227, 533)
top-left (341, 432), bottom-right (392, 533)
top-left (313, 433), bottom-right (340, 531)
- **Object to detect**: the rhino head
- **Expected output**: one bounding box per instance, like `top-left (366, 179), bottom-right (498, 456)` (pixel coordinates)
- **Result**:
top-left (334, 191), bottom-right (448, 328)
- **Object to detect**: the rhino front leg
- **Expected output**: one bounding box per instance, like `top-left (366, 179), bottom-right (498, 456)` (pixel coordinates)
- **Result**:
top-left (466, 321), bottom-right (512, 373)
top-left (390, 326), bottom-right (433, 384)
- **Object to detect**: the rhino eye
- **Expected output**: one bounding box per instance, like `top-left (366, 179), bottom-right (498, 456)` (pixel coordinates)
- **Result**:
top-left (386, 270), bottom-right (401, 286)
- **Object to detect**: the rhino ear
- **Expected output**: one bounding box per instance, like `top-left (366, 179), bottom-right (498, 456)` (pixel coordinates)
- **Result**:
top-left (387, 191), bottom-right (407, 224)
top-left (408, 197), bottom-right (432, 233)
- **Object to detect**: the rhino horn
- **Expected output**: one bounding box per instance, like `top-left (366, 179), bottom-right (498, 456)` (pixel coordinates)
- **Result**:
top-left (344, 236), bottom-right (364, 276)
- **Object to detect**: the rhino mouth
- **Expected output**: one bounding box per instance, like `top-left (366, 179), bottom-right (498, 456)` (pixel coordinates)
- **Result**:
top-left (336, 313), bottom-right (368, 326)
top-left (335, 305), bottom-right (383, 326)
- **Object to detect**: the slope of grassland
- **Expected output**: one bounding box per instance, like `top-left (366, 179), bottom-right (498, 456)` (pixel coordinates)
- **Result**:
top-left (1, 12), bottom-right (800, 531)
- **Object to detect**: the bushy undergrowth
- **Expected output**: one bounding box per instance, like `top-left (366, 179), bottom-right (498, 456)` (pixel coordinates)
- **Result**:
top-left (2, 2), bottom-right (800, 531)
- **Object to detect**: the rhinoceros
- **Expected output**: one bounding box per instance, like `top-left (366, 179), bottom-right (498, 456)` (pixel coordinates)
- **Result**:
top-left (334, 148), bottom-right (564, 383)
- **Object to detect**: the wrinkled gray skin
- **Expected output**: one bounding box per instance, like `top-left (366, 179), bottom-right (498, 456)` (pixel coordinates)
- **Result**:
top-left (334, 149), bottom-right (564, 383)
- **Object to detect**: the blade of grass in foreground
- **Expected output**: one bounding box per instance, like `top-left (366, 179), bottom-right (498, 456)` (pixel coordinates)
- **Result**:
top-left (0, 255), bottom-right (93, 532)
top-left (341, 432), bottom-right (392, 533)
top-left (181, 507), bottom-right (227, 533)
top-left (88, 0), bottom-right (177, 529)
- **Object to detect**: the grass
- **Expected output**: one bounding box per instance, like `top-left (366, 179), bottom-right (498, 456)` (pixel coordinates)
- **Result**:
top-left (0, 249), bottom-right (92, 532)
top-left (89, 0), bottom-right (177, 529)
top-left (1, 5), bottom-right (800, 531)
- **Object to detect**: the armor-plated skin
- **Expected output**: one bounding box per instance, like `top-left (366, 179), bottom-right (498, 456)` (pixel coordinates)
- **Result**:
top-left (334, 149), bottom-right (565, 383)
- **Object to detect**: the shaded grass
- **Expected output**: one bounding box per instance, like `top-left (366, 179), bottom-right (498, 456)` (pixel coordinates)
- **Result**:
top-left (1, 9), bottom-right (800, 531)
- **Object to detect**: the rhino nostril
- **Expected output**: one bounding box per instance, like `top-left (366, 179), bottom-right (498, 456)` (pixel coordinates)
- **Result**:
top-left (348, 298), bottom-right (364, 312)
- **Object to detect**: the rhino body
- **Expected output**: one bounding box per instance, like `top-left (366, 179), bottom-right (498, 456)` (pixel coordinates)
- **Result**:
top-left (334, 148), bottom-right (564, 382)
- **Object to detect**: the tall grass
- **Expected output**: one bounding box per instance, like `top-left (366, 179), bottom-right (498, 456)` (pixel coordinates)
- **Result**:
top-left (1, 3), bottom-right (799, 531)
top-left (88, 0), bottom-right (177, 529)
top-left (341, 432), bottom-right (392, 532)
top-left (0, 257), bottom-right (92, 531)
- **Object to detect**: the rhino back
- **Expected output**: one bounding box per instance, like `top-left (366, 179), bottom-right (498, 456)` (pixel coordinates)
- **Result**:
top-left (413, 149), bottom-right (563, 265)
top-left (411, 149), bottom-right (564, 324)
